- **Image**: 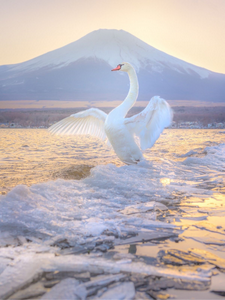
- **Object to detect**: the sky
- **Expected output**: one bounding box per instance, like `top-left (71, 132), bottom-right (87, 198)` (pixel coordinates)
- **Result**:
top-left (1, 0), bottom-right (225, 74)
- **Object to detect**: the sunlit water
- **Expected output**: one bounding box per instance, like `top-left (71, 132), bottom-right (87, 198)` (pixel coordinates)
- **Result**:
top-left (0, 128), bottom-right (225, 298)
top-left (0, 128), bottom-right (224, 194)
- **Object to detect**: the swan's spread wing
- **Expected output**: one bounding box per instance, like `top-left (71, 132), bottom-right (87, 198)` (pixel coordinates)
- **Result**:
top-left (48, 108), bottom-right (108, 142)
top-left (124, 96), bottom-right (173, 150)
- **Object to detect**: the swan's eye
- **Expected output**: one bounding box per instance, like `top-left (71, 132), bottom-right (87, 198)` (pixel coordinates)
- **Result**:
top-left (118, 64), bottom-right (124, 69)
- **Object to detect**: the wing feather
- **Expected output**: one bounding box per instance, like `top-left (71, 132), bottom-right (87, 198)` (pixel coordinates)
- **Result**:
top-left (48, 108), bottom-right (108, 142)
top-left (76, 120), bottom-right (83, 135)
top-left (51, 119), bottom-right (65, 134)
top-left (124, 96), bottom-right (173, 150)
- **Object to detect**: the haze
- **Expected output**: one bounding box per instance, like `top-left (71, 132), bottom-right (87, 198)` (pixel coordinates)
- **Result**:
top-left (1, 0), bottom-right (225, 74)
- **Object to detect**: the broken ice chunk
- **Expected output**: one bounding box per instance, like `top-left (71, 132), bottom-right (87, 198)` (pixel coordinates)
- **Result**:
top-left (9, 282), bottom-right (47, 300)
top-left (189, 248), bottom-right (225, 271)
top-left (118, 202), bottom-right (168, 215)
top-left (135, 291), bottom-right (154, 299)
top-left (0, 236), bottom-right (20, 247)
top-left (192, 221), bottom-right (225, 236)
top-left (113, 253), bottom-right (135, 261)
top-left (147, 276), bottom-right (210, 292)
top-left (211, 290), bottom-right (225, 297)
top-left (0, 257), bottom-right (11, 275)
top-left (85, 273), bottom-right (126, 289)
top-left (147, 290), bottom-right (174, 300)
top-left (40, 278), bottom-right (86, 300)
top-left (187, 236), bottom-right (225, 246)
top-left (158, 249), bottom-right (205, 266)
top-left (97, 282), bottom-right (135, 300)
top-left (115, 230), bottom-right (177, 246)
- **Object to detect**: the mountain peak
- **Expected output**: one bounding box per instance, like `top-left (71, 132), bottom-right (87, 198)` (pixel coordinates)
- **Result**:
top-left (10, 29), bottom-right (209, 79)
top-left (1, 29), bottom-right (225, 102)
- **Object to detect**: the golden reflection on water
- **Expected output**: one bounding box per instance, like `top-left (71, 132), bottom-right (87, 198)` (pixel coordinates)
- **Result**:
top-left (0, 128), bottom-right (224, 194)
top-left (160, 178), bottom-right (171, 186)
top-left (0, 129), bottom-right (121, 194)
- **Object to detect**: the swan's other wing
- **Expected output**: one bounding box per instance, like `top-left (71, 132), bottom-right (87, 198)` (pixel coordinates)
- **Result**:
top-left (48, 108), bottom-right (108, 142)
top-left (124, 96), bottom-right (173, 150)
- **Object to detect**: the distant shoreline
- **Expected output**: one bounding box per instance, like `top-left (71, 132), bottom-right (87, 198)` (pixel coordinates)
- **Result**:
top-left (1, 99), bottom-right (225, 110)
top-left (1, 127), bottom-right (225, 130)
top-left (1, 102), bottom-right (225, 129)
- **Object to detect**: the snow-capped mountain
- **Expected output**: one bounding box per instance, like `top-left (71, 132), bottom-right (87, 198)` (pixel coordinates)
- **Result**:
top-left (0, 29), bottom-right (225, 101)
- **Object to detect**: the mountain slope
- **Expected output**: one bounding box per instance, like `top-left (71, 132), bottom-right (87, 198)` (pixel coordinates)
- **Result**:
top-left (0, 29), bottom-right (225, 101)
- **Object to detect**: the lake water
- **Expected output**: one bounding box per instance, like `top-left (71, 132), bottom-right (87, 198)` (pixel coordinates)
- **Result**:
top-left (0, 128), bottom-right (225, 299)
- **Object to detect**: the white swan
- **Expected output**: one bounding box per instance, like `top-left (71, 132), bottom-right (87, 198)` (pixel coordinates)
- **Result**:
top-left (49, 62), bottom-right (173, 164)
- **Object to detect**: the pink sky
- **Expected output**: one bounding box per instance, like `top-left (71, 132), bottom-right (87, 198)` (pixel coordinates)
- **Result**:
top-left (1, 0), bottom-right (225, 74)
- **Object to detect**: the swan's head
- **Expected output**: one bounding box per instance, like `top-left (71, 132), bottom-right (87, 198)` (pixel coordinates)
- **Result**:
top-left (111, 62), bottom-right (132, 72)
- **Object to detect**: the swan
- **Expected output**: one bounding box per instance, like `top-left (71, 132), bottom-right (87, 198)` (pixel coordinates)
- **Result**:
top-left (49, 62), bottom-right (173, 164)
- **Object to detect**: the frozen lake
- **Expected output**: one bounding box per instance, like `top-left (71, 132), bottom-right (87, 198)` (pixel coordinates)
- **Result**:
top-left (0, 128), bottom-right (225, 299)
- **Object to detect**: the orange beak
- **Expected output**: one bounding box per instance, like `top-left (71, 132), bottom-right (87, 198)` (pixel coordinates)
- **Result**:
top-left (111, 65), bottom-right (121, 71)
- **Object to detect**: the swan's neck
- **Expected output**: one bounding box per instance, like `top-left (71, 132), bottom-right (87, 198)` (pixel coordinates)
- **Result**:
top-left (116, 68), bottom-right (139, 117)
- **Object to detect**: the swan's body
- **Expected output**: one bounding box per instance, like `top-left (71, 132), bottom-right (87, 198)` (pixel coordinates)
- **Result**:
top-left (49, 62), bottom-right (173, 164)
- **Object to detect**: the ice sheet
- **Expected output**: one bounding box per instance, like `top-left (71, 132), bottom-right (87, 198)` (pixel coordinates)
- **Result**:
top-left (0, 138), bottom-right (225, 299)
top-left (0, 251), bottom-right (211, 299)
top-left (0, 144), bottom-right (224, 247)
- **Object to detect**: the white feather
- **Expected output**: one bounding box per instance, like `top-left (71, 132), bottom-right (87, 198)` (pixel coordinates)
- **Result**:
top-left (49, 108), bottom-right (108, 142)
top-left (124, 96), bottom-right (173, 150)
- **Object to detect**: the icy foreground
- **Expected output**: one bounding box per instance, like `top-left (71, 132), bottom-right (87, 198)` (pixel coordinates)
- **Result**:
top-left (0, 248), bottom-right (213, 299)
top-left (1, 161), bottom-right (178, 243)
top-left (1, 144), bottom-right (224, 243)
top-left (0, 142), bottom-right (225, 299)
